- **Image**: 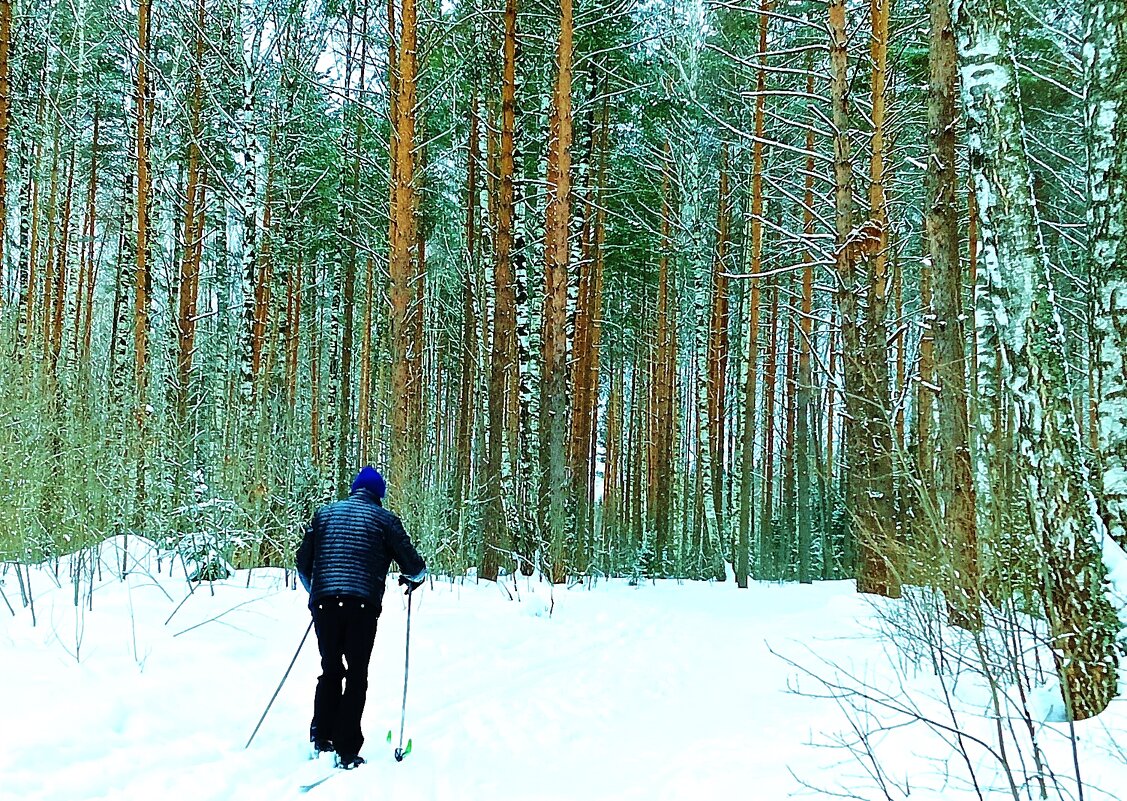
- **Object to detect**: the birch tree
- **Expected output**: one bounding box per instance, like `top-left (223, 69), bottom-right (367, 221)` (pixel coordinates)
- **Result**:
top-left (1089, 0), bottom-right (1127, 552)
top-left (954, 0), bottom-right (1120, 719)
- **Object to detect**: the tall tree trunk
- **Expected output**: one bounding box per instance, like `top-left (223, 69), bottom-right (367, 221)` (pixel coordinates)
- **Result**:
top-left (604, 355), bottom-right (623, 552)
top-left (649, 142), bottom-right (676, 564)
top-left (568, 75), bottom-right (609, 572)
top-left (828, 0), bottom-right (854, 583)
top-left (22, 163), bottom-right (41, 347)
top-left (825, 317), bottom-right (836, 518)
top-left (387, 0), bottom-right (399, 274)
top-left (311, 287), bottom-right (323, 468)
top-left (830, 0), bottom-right (900, 598)
top-left (176, 0), bottom-right (205, 431)
top-left (134, 0), bottom-right (153, 524)
top-left (412, 137), bottom-right (427, 465)
top-left (76, 106), bottom-right (99, 365)
top-left (760, 281), bottom-right (778, 577)
top-left (587, 97), bottom-right (609, 563)
top-left (358, 252), bottom-right (374, 465)
top-left (21, 86), bottom-right (46, 348)
top-left (696, 245), bottom-right (724, 580)
top-left (1089, 0), bottom-right (1127, 552)
top-left (894, 258), bottom-right (906, 448)
top-left (954, 0), bottom-right (1121, 719)
top-left (707, 148), bottom-right (731, 550)
top-left (483, 0), bottom-right (519, 581)
top-left (452, 96), bottom-right (479, 521)
top-left (40, 125), bottom-right (60, 358)
top-left (865, 0), bottom-right (899, 596)
top-left (540, 0), bottom-right (573, 583)
top-left (236, 9), bottom-right (261, 411)
top-left (569, 76), bottom-right (597, 571)
top-left (107, 173), bottom-right (131, 404)
top-left (629, 352), bottom-right (646, 554)
top-left (0, 0), bottom-right (9, 309)
top-left (797, 77), bottom-right (816, 584)
top-left (390, 0), bottom-right (420, 483)
top-left (514, 168), bottom-right (535, 563)
top-left (917, 262), bottom-right (935, 494)
top-left (738, 0), bottom-right (769, 586)
top-left (737, 266), bottom-right (760, 587)
top-left (251, 165), bottom-right (274, 394)
top-left (285, 255), bottom-right (302, 408)
top-left (49, 147), bottom-right (75, 373)
top-left (928, 0), bottom-right (981, 628)
top-left (623, 355), bottom-right (637, 554)
top-left (335, 4), bottom-right (369, 492)
top-left (782, 314), bottom-right (797, 575)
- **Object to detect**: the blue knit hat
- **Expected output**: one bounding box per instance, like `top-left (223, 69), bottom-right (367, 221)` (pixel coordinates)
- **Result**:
top-left (351, 466), bottom-right (386, 498)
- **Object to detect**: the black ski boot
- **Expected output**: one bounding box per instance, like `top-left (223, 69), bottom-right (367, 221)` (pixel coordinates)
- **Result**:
top-left (310, 723), bottom-right (333, 757)
top-left (335, 753), bottom-right (365, 770)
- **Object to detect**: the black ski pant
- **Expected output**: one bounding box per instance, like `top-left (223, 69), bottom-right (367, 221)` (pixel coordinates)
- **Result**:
top-left (310, 596), bottom-right (380, 758)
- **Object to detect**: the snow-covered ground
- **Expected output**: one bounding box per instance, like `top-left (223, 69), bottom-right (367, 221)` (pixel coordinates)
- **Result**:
top-left (1, 538), bottom-right (1125, 801)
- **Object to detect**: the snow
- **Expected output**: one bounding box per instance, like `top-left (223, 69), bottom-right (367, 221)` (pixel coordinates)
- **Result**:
top-left (1101, 530), bottom-right (1127, 636)
top-left (2, 539), bottom-right (1126, 801)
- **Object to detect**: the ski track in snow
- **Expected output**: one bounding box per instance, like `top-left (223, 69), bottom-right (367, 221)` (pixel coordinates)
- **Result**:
top-left (1, 539), bottom-right (1125, 801)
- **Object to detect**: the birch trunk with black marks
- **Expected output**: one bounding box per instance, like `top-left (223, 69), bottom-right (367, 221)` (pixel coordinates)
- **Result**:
top-left (955, 0), bottom-right (1121, 719)
top-left (1089, 0), bottom-right (1127, 552)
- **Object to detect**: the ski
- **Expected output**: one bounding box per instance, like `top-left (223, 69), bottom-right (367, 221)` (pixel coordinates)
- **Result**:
top-left (299, 751), bottom-right (365, 792)
top-left (299, 753), bottom-right (339, 793)
top-left (299, 773), bottom-right (336, 794)
top-left (299, 761), bottom-right (365, 792)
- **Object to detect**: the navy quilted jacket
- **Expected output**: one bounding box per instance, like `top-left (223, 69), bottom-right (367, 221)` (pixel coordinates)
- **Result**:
top-left (295, 488), bottom-right (426, 609)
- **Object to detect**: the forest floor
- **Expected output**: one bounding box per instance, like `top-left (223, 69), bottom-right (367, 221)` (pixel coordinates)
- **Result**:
top-left (1, 538), bottom-right (1125, 801)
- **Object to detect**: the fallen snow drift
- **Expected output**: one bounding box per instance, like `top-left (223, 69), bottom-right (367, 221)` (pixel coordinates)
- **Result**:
top-left (1, 538), bottom-right (1125, 801)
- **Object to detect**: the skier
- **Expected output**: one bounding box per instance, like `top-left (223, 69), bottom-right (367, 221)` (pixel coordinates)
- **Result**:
top-left (296, 466), bottom-right (427, 769)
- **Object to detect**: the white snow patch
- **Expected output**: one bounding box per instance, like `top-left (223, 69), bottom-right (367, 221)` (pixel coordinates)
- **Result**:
top-left (1101, 530), bottom-right (1127, 634)
top-left (1028, 677), bottom-right (1069, 723)
top-left (2, 540), bottom-right (1126, 800)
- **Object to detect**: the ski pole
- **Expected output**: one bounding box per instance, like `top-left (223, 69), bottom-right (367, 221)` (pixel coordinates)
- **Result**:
top-left (245, 618), bottom-right (315, 750)
top-left (394, 589), bottom-right (413, 761)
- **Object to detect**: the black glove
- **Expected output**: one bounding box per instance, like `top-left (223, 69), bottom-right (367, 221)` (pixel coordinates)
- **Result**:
top-left (399, 574), bottom-right (424, 594)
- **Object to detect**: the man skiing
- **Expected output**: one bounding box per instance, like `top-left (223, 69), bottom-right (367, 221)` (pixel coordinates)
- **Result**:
top-left (296, 466), bottom-right (427, 769)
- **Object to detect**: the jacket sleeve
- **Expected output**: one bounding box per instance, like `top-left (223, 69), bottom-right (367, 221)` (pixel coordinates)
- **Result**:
top-left (387, 514), bottom-right (427, 581)
top-left (296, 511), bottom-right (318, 593)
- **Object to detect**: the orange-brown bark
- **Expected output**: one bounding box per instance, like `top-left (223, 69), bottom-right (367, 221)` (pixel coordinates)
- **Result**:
top-left (541, 0), bottom-right (574, 582)
top-left (707, 148), bottom-right (731, 532)
top-left (389, 0), bottom-right (421, 477)
top-left (135, 0), bottom-right (152, 404)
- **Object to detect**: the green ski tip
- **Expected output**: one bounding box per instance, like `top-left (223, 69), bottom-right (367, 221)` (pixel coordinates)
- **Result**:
top-left (387, 730), bottom-right (393, 744)
top-left (404, 740), bottom-right (412, 756)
